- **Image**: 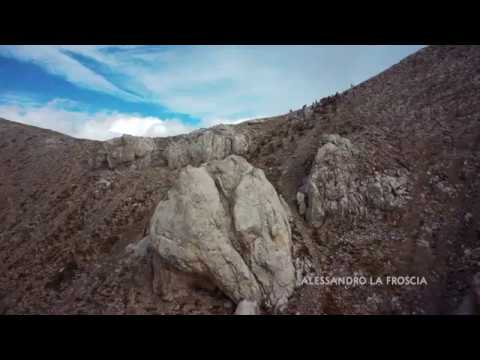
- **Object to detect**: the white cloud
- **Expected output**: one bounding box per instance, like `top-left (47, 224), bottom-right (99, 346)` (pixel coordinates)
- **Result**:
top-left (0, 97), bottom-right (195, 141)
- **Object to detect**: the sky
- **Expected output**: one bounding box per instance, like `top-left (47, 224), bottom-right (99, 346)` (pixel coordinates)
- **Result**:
top-left (0, 45), bottom-right (424, 140)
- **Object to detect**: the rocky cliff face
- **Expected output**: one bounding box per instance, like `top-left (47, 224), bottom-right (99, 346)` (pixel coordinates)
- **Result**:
top-left (96, 135), bottom-right (157, 170)
top-left (1, 45), bottom-right (480, 315)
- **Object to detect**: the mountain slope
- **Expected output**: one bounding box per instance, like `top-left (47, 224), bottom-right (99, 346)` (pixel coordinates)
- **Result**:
top-left (1, 45), bottom-right (479, 314)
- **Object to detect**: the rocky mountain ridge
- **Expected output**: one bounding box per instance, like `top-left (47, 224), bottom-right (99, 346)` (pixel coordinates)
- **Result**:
top-left (1, 45), bottom-right (480, 314)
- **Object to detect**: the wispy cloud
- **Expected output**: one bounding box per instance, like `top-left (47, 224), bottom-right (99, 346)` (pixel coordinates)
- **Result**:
top-left (0, 45), bottom-right (140, 101)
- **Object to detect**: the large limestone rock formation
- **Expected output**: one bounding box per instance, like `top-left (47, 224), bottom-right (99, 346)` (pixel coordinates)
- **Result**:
top-left (95, 134), bottom-right (157, 170)
top-left (149, 155), bottom-right (295, 309)
top-left (298, 134), bottom-right (408, 227)
top-left (165, 125), bottom-right (249, 169)
top-left (91, 124), bottom-right (249, 171)
top-left (301, 134), bottom-right (366, 227)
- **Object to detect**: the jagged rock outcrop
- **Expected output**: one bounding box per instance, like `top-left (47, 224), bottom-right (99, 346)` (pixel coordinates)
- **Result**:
top-left (149, 155), bottom-right (295, 309)
top-left (367, 172), bottom-right (409, 210)
top-left (165, 125), bottom-right (249, 169)
top-left (95, 134), bottom-right (157, 170)
top-left (299, 134), bottom-right (409, 227)
top-left (302, 134), bottom-right (365, 227)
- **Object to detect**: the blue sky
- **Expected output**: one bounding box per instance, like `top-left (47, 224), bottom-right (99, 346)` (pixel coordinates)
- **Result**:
top-left (0, 45), bottom-right (424, 140)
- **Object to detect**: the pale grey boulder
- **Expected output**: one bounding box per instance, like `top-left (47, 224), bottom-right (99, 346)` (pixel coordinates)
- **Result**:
top-left (150, 163), bottom-right (261, 302)
top-left (149, 155), bottom-right (295, 309)
top-left (165, 125), bottom-right (249, 169)
top-left (234, 300), bottom-right (259, 315)
top-left (222, 158), bottom-right (294, 308)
